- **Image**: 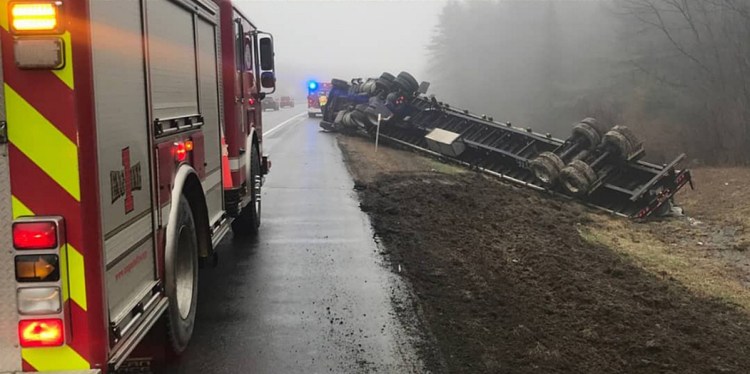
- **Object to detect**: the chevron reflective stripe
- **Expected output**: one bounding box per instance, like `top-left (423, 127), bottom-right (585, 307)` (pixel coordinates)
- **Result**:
top-left (21, 347), bottom-right (88, 372)
top-left (5, 85), bottom-right (80, 201)
top-left (1, 5), bottom-right (93, 371)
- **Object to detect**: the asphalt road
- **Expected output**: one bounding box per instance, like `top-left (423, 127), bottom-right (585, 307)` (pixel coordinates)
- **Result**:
top-left (168, 109), bottom-right (421, 373)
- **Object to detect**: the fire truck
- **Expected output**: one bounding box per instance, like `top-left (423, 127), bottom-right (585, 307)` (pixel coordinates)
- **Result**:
top-left (0, 0), bottom-right (275, 372)
top-left (306, 80), bottom-right (331, 118)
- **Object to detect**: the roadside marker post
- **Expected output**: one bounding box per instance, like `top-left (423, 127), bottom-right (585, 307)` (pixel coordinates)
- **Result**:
top-left (375, 114), bottom-right (382, 153)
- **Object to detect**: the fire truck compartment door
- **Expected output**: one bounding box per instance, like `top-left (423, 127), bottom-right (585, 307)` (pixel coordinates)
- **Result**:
top-left (90, 1), bottom-right (157, 325)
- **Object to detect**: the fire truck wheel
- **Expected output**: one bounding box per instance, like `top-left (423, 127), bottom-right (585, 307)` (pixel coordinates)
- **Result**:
top-left (166, 195), bottom-right (199, 354)
top-left (232, 143), bottom-right (261, 236)
top-left (529, 152), bottom-right (565, 186)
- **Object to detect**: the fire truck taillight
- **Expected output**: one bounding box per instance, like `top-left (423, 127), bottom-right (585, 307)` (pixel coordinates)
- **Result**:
top-left (18, 319), bottom-right (64, 347)
top-left (174, 141), bottom-right (188, 162)
top-left (15, 254), bottom-right (60, 282)
top-left (13, 221), bottom-right (58, 249)
top-left (9, 2), bottom-right (62, 33)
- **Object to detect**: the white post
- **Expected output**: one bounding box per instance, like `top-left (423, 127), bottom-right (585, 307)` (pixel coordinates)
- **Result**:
top-left (375, 113), bottom-right (382, 153)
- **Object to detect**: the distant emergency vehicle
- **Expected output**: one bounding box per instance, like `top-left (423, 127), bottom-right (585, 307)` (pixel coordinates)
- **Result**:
top-left (307, 81), bottom-right (332, 118)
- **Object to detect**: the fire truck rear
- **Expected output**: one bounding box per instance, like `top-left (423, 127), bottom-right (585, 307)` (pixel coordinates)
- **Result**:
top-left (0, 0), bottom-right (275, 372)
top-left (307, 81), bottom-right (331, 118)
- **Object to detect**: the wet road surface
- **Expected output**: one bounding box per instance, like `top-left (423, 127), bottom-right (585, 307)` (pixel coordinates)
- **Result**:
top-left (169, 110), bottom-right (421, 373)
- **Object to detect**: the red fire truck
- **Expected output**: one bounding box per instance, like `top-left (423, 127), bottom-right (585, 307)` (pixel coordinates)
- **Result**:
top-left (0, 0), bottom-right (275, 372)
top-left (307, 81), bottom-right (331, 118)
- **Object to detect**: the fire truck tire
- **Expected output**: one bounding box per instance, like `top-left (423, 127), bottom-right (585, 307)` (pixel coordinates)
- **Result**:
top-left (529, 152), bottom-right (565, 186)
top-left (603, 130), bottom-right (633, 161)
top-left (573, 122), bottom-right (602, 150)
top-left (232, 143), bottom-right (261, 236)
top-left (166, 195), bottom-right (199, 354)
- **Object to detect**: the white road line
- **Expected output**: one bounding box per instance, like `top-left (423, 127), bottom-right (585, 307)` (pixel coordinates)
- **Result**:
top-left (264, 112), bottom-right (307, 136)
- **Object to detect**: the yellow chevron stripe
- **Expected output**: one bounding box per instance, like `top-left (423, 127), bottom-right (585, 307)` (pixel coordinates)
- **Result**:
top-left (11, 195), bottom-right (33, 218)
top-left (5, 84), bottom-right (80, 201)
top-left (22, 346), bottom-right (89, 371)
top-left (53, 31), bottom-right (75, 89)
top-left (67, 244), bottom-right (87, 311)
top-left (0, 0), bottom-right (8, 31)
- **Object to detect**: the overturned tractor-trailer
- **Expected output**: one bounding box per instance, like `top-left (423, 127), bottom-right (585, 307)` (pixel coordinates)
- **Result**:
top-left (320, 72), bottom-right (693, 218)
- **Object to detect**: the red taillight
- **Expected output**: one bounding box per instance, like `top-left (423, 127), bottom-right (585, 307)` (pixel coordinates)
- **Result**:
top-left (13, 222), bottom-right (58, 250)
top-left (174, 142), bottom-right (187, 162)
top-left (18, 319), bottom-right (64, 347)
top-left (248, 98), bottom-right (256, 106)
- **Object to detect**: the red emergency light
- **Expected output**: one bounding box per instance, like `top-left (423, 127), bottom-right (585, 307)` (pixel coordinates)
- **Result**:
top-left (12, 221), bottom-right (58, 250)
top-left (174, 141), bottom-right (188, 162)
top-left (18, 319), bottom-right (64, 347)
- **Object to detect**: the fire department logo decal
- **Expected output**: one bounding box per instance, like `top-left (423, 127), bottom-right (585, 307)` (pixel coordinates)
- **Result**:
top-left (110, 147), bottom-right (143, 213)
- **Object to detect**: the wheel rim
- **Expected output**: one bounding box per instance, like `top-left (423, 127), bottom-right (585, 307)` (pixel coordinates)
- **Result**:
top-left (533, 165), bottom-right (553, 184)
top-left (253, 174), bottom-right (261, 217)
top-left (175, 226), bottom-right (195, 320)
top-left (563, 179), bottom-right (581, 195)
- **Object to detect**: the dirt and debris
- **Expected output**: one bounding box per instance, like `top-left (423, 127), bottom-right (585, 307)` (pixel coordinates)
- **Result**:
top-left (339, 135), bottom-right (750, 374)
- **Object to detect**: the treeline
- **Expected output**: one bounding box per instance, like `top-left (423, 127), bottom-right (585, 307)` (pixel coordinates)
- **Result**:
top-left (428, 0), bottom-right (750, 165)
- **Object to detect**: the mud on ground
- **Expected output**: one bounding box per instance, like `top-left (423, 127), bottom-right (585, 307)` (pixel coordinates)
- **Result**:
top-left (338, 135), bottom-right (750, 374)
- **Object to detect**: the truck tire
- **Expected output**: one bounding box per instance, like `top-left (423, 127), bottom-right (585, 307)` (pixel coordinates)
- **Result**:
top-left (612, 126), bottom-right (642, 151)
top-left (393, 77), bottom-right (413, 94)
top-left (560, 160), bottom-right (597, 196)
top-left (579, 117), bottom-right (609, 137)
top-left (397, 72), bottom-right (419, 92)
top-left (529, 152), bottom-right (565, 186)
top-left (380, 72), bottom-right (396, 82)
top-left (572, 122), bottom-right (601, 150)
top-left (603, 130), bottom-right (633, 161)
top-left (231, 142), bottom-right (261, 236)
top-left (166, 195), bottom-right (199, 354)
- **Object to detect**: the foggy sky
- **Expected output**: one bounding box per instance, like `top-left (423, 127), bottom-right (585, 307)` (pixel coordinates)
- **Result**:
top-left (236, 0), bottom-right (446, 98)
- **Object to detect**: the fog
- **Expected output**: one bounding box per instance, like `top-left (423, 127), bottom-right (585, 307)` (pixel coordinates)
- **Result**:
top-left (238, 0), bottom-right (750, 165)
top-left (237, 0), bottom-right (446, 99)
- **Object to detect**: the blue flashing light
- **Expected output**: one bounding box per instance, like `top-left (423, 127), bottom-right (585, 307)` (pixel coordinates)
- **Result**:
top-left (308, 81), bottom-right (318, 91)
